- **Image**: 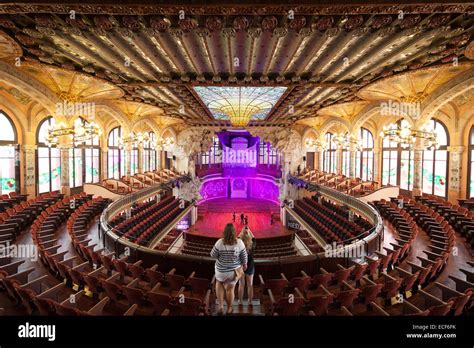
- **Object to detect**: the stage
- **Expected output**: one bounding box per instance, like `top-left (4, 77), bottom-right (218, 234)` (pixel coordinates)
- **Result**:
top-left (186, 198), bottom-right (292, 239)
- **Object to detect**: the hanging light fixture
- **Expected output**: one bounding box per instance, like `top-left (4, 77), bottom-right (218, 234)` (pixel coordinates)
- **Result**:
top-left (44, 118), bottom-right (101, 147)
top-left (305, 138), bottom-right (327, 151)
top-left (119, 132), bottom-right (151, 149)
top-left (332, 133), bottom-right (363, 151)
top-left (380, 122), bottom-right (439, 150)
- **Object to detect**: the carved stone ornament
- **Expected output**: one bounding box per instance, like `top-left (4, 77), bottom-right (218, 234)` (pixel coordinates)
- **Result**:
top-left (465, 41), bottom-right (474, 60)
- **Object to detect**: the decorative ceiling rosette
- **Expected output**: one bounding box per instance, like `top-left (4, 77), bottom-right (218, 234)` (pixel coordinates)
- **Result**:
top-left (317, 101), bottom-right (371, 123)
top-left (113, 100), bottom-right (166, 121)
top-left (205, 16), bottom-right (222, 31)
top-left (149, 16), bottom-right (171, 31)
top-left (261, 16), bottom-right (278, 31)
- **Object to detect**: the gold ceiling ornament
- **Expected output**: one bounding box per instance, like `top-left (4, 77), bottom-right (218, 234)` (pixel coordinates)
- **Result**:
top-left (44, 118), bottom-right (102, 148)
top-left (113, 100), bottom-right (173, 122)
top-left (0, 30), bottom-right (22, 61)
top-left (317, 101), bottom-right (371, 123)
top-left (380, 121), bottom-right (438, 150)
top-left (357, 63), bottom-right (473, 104)
top-left (19, 62), bottom-right (123, 102)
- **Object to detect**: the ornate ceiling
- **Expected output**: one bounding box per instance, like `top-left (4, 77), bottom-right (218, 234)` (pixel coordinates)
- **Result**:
top-left (0, 2), bottom-right (472, 127)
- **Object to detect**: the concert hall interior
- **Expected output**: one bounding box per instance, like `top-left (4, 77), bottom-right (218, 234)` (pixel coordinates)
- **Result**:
top-left (0, 0), bottom-right (474, 319)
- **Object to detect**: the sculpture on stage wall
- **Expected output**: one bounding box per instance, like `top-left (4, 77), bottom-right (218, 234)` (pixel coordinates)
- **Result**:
top-left (178, 175), bottom-right (202, 203)
top-left (176, 127), bottom-right (215, 158)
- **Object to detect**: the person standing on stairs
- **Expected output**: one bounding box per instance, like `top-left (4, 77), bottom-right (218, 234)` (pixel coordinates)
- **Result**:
top-left (210, 223), bottom-right (248, 315)
top-left (238, 226), bottom-right (256, 306)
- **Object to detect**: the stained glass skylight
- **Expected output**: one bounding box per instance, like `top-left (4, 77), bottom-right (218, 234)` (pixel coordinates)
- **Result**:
top-left (193, 86), bottom-right (287, 127)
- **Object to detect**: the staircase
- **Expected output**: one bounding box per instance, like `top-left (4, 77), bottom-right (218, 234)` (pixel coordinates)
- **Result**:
top-left (212, 299), bottom-right (264, 316)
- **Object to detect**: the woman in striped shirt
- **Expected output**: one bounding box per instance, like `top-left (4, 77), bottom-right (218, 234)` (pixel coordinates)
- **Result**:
top-left (210, 223), bottom-right (248, 315)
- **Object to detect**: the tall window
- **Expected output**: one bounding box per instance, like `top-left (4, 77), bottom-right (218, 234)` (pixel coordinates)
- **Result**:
top-left (130, 146), bottom-right (138, 175)
top-left (382, 119), bottom-right (413, 190)
top-left (422, 119), bottom-right (448, 197)
top-left (69, 118), bottom-right (100, 187)
top-left (259, 141), bottom-right (278, 165)
top-left (210, 136), bottom-right (222, 164)
top-left (323, 133), bottom-right (337, 173)
top-left (356, 128), bottom-right (374, 181)
top-left (0, 112), bottom-right (18, 194)
top-left (107, 127), bottom-right (124, 179)
top-left (142, 132), bottom-right (157, 172)
top-left (37, 117), bottom-right (61, 193)
top-left (84, 124), bottom-right (100, 184)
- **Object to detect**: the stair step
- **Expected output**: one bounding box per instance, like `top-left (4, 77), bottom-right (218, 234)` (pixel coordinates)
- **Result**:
top-left (212, 299), bottom-right (264, 316)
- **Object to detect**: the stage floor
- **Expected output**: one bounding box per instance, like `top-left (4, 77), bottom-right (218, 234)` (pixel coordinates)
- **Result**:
top-left (186, 198), bottom-right (292, 239)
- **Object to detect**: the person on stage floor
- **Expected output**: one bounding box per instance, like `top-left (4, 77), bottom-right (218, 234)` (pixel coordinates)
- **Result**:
top-left (244, 215), bottom-right (248, 226)
top-left (232, 211), bottom-right (236, 222)
top-left (238, 226), bottom-right (256, 306)
top-left (210, 223), bottom-right (248, 315)
top-left (240, 212), bottom-right (245, 224)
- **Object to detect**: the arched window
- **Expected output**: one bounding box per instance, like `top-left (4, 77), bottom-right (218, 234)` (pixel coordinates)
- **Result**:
top-left (382, 119), bottom-right (414, 190)
top-left (142, 132), bottom-right (157, 172)
top-left (356, 128), bottom-right (374, 181)
top-left (107, 127), bottom-right (124, 179)
top-left (69, 118), bottom-right (101, 187)
top-left (0, 111), bottom-right (18, 194)
top-left (323, 133), bottom-right (337, 173)
top-left (37, 117), bottom-right (61, 193)
top-left (422, 119), bottom-right (449, 197)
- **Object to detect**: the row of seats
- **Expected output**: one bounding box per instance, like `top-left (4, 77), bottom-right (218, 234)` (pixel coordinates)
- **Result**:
top-left (293, 198), bottom-right (367, 244)
top-left (0, 191), bottom-right (65, 245)
top-left (300, 170), bottom-right (378, 196)
top-left (181, 233), bottom-right (298, 259)
top-left (66, 208), bottom-right (214, 316)
top-left (416, 194), bottom-right (474, 249)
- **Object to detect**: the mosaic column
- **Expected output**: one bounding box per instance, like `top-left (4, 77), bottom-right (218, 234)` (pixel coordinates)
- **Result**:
top-left (58, 144), bottom-right (70, 195)
top-left (412, 140), bottom-right (424, 197)
top-left (447, 145), bottom-right (464, 201)
top-left (22, 144), bottom-right (36, 197)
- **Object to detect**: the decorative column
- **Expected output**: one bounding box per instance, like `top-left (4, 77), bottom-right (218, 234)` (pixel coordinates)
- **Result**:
top-left (124, 143), bottom-right (131, 177)
top-left (336, 147), bottom-right (343, 175)
top-left (101, 147), bottom-right (108, 180)
top-left (138, 144), bottom-right (143, 173)
top-left (349, 143), bottom-right (356, 178)
top-left (412, 139), bottom-right (424, 197)
top-left (23, 144), bottom-right (36, 197)
top-left (373, 144), bottom-right (380, 184)
top-left (447, 145), bottom-right (464, 202)
top-left (58, 144), bottom-right (70, 195)
top-left (319, 149), bottom-right (324, 171)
